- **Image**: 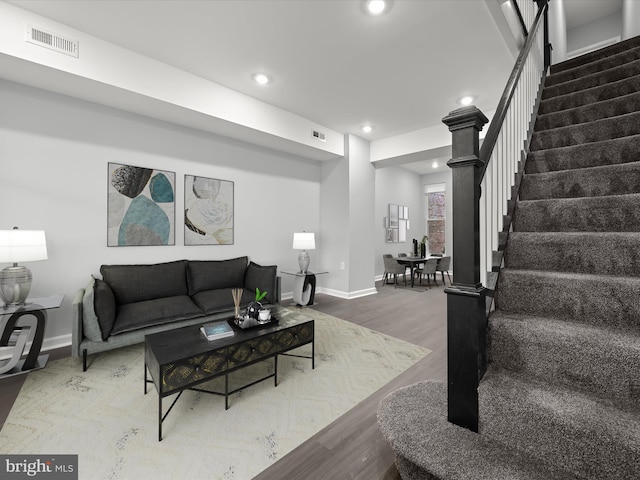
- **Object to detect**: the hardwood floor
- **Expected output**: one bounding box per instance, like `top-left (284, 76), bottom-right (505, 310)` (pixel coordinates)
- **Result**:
top-left (0, 279), bottom-right (447, 479)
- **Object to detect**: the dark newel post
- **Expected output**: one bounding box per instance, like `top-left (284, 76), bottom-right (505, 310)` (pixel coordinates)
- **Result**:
top-left (536, 0), bottom-right (551, 68)
top-left (441, 106), bottom-right (488, 433)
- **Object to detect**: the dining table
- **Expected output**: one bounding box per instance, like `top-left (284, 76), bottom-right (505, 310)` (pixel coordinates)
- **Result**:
top-left (395, 256), bottom-right (442, 288)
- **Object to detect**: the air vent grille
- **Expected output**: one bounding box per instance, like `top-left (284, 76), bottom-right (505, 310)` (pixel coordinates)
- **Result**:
top-left (26, 25), bottom-right (79, 58)
top-left (312, 130), bottom-right (326, 142)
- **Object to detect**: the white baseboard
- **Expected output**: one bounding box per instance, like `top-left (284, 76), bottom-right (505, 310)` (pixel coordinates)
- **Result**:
top-left (42, 333), bottom-right (71, 351)
top-left (282, 287), bottom-right (378, 301)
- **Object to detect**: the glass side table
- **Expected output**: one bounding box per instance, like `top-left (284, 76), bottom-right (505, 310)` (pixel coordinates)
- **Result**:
top-left (280, 271), bottom-right (328, 306)
top-left (0, 294), bottom-right (64, 377)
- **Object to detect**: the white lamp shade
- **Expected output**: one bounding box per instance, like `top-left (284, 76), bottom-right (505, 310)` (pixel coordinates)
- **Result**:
top-left (0, 230), bottom-right (48, 263)
top-left (292, 232), bottom-right (315, 250)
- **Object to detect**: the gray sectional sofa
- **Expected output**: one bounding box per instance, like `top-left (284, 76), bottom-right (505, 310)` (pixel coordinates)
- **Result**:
top-left (72, 256), bottom-right (279, 370)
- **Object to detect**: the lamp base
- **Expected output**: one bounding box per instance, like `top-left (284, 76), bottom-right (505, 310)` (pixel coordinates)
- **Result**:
top-left (0, 265), bottom-right (32, 307)
top-left (298, 250), bottom-right (310, 274)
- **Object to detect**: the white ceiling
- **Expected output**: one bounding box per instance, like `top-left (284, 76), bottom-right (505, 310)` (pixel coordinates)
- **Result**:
top-left (4, 0), bottom-right (623, 174)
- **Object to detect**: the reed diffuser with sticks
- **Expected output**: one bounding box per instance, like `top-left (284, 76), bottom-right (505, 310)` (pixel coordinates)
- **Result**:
top-left (232, 288), bottom-right (243, 319)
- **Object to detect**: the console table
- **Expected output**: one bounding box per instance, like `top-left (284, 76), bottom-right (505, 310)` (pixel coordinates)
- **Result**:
top-left (281, 270), bottom-right (328, 306)
top-left (0, 294), bottom-right (64, 377)
top-left (144, 311), bottom-right (314, 440)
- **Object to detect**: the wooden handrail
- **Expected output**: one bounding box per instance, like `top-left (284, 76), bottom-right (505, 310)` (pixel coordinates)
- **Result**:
top-left (478, 1), bottom-right (548, 179)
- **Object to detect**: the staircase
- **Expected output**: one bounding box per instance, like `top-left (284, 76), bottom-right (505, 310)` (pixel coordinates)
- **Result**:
top-left (377, 36), bottom-right (640, 479)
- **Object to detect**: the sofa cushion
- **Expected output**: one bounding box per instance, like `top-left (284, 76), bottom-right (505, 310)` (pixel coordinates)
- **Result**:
top-left (82, 276), bottom-right (117, 341)
top-left (187, 256), bottom-right (248, 295)
top-left (110, 295), bottom-right (203, 335)
top-left (101, 260), bottom-right (188, 305)
top-left (191, 288), bottom-right (237, 315)
top-left (244, 261), bottom-right (277, 304)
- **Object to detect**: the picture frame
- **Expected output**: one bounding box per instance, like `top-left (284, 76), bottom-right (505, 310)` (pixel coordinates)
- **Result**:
top-left (107, 162), bottom-right (175, 246)
top-left (184, 174), bottom-right (234, 245)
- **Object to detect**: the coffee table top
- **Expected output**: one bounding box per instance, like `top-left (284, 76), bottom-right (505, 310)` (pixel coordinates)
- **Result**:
top-left (145, 306), bottom-right (313, 365)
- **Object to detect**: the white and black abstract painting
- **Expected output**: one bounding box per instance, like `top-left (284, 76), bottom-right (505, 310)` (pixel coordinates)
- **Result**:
top-left (107, 163), bottom-right (175, 246)
top-left (184, 175), bottom-right (234, 245)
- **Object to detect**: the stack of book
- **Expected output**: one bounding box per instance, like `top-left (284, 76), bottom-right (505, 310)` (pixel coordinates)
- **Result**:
top-left (200, 321), bottom-right (235, 341)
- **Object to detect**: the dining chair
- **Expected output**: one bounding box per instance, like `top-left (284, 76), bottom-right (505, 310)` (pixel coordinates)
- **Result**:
top-left (382, 255), bottom-right (407, 288)
top-left (436, 256), bottom-right (452, 285)
top-left (414, 258), bottom-right (439, 288)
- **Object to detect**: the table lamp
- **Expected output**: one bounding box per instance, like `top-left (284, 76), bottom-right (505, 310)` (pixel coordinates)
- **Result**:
top-left (293, 232), bottom-right (315, 273)
top-left (0, 227), bottom-right (48, 307)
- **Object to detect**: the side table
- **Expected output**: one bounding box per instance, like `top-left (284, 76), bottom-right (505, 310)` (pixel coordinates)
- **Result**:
top-left (0, 294), bottom-right (64, 377)
top-left (280, 271), bottom-right (328, 306)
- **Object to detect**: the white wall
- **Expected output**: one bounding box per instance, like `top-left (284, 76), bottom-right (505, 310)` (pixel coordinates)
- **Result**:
top-left (374, 166), bottom-right (425, 277)
top-left (0, 79), bottom-right (322, 348)
top-left (567, 10), bottom-right (622, 54)
top-left (623, 0), bottom-right (640, 40)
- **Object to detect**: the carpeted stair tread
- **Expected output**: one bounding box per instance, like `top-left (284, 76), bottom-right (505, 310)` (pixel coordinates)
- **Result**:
top-left (545, 45), bottom-right (640, 87)
top-left (535, 91), bottom-right (640, 131)
top-left (504, 231), bottom-right (640, 276)
top-left (495, 269), bottom-right (640, 333)
top-left (525, 134), bottom-right (640, 173)
top-left (530, 110), bottom-right (640, 151)
top-left (514, 193), bottom-right (640, 232)
top-left (538, 73), bottom-right (640, 115)
top-left (377, 381), bottom-right (580, 480)
top-left (542, 58), bottom-right (640, 101)
top-left (479, 368), bottom-right (640, 480)
top-left (488, 310), bottom-right (640, 408)
top-left (519, 161), bottom-right (640, 200)
top-left (551, 34), bottom-right (640, 74)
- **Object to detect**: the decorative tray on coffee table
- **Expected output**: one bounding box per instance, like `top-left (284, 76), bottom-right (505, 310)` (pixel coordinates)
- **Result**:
top-left (232, 316), bottom-right (279, 330)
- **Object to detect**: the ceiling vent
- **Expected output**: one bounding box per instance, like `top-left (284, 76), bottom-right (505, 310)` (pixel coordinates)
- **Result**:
top-left (312, 130), bottom-right (326, 142)
top-left (26, 25), bottom-right (79, 58)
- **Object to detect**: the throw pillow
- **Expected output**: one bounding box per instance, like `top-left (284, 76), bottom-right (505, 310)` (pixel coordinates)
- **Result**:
top-left (244, 261), bottom-right (277, 304)
top-left (94, 277), bottom-right (117, 340)
top-left (81, 276), bottom-right (117, 341)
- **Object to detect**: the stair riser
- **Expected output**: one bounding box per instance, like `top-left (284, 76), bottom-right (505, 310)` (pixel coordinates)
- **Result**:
top-left (488, 315), bottom-right (640, 407)
top-left (504, 232), bottom-right (640, 276)
top-left (535, 92), bottom-right (640, 131)
top-left (526, 135), bottom-right (640, 173)
top-left (479, 372), bottom-right (640, 480)
top-left (520, 162), bottom-right (640, 200)
top-left (530, 112), bottom-right (640, 151)
top-left (539, 74), bottom-right (640, 116)
top-left (514, 194), bottom-right (640, 232)
top-left (495, 270), bottom-right (640, 332)
top-left (545, 46), bottom-right (640, 87)
top-left (542, 59), bottom-right (640, 101)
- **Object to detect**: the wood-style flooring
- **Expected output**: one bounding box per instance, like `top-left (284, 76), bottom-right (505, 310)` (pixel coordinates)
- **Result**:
top-left (0, 279), bottom-right (447, 479)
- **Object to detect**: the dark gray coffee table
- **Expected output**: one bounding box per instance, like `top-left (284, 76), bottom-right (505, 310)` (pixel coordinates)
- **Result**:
top-left (144, 311), bottom-right (314, 440)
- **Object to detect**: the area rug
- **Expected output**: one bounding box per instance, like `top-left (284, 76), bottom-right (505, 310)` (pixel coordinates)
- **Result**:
top-left (0, 307), bottom-right (430, 480)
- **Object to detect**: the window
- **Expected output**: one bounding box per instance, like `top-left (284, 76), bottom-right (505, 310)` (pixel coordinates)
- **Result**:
top-left (426, 184), bottom-right (446, 255)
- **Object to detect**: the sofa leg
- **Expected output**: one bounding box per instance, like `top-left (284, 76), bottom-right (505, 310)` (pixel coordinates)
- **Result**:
top-left (83, 349), bottom-right (88, 372)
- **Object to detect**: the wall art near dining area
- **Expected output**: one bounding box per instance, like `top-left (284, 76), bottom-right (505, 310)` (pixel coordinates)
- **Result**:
top-left (107, 163), bottom-right (175, 246)
top-left (184, 175), bottom-right (234, 245)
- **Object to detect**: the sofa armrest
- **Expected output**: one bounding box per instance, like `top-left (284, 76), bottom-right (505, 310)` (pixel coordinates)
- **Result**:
top-left (71, 288), bottom-right (85, 358)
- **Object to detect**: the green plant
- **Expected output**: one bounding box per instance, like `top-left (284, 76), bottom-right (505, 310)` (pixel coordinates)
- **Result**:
top-left (255, 288), bottom-right (268, 302)
top-left (421, 235), bottom-right (428, 245)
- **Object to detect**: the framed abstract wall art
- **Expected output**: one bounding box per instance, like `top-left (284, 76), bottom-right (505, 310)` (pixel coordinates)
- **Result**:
top-left (184, 175), bottom-right (234, 245)
top-left (107, 163), bottom-right (175, 246)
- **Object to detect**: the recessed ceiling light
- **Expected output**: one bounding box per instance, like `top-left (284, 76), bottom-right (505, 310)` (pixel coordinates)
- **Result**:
top-left (432, 161), bottom-right (439, 169)
top-left (362, 125), bottom-right (373, 133)
top-left (365, 0), bottom-right (387, 15)
top-left (459, 95), bottom-right (474, 106)
top-left (253, 73), bottom-right (271, 85)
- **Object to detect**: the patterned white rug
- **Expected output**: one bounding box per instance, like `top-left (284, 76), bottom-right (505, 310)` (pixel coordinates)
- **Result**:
top-left (0, 308), bottom-right (429, 480)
